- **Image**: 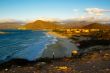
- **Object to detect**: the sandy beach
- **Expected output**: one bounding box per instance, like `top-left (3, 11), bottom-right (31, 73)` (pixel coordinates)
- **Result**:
top-left (47, 31), bottom-right (68, 38)
top-left (0, 31), bottom-right (110, 73)
top-left (41, 31), bottom-right (79, 58)
top-left (41, 38), bottom-right (79, 58)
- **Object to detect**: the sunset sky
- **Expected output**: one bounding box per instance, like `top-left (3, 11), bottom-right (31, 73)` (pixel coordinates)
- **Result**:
top-left (0, 0), bottom-right (110, 21)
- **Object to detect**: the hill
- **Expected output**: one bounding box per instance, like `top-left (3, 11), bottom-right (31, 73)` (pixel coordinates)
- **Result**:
top-left (24, 20), bottom-right (110, 30)
top-left (25, 20), bottom-right (62, 30)
top-left (82, 23), bottom-right (110, 29)
top-left (62, 21), bottom-right (90, 29)
top-left (0, 22), bottom-right (23, 29)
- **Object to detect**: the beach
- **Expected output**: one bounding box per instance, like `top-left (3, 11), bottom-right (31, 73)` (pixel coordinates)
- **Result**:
top-left (41, 31), bottom-right (79, 58)
top-left (47, 31), bottom-right (68, 38)
top-left (0, 31), bottom-right (110, 73)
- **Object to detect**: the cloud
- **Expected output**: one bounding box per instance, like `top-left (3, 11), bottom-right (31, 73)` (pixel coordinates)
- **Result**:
top-left (85, 8), bottom-right (110, 16)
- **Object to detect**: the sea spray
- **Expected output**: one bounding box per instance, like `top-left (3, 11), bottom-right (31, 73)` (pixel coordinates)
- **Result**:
top-left (11, 31), bottom-right (58, 61)
top-left (44, 32), bottom-right (58, 50)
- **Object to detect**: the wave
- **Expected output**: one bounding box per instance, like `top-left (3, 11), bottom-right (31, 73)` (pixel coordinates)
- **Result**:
top-left (0, 30), bottom-right (59, 64)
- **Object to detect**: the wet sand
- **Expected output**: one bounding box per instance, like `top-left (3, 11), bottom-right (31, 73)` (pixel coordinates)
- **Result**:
top-left (41, 31), bottom-right (78, 58)
top-left (41, 38), bottom-right (79, 58)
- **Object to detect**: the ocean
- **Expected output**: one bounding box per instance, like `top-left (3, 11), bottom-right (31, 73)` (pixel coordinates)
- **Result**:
top-left (0, 30), bottom-right (57, 64)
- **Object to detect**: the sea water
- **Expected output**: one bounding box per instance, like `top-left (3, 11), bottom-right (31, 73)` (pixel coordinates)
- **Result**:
top-left (0, 30), bottom-right (57, 64)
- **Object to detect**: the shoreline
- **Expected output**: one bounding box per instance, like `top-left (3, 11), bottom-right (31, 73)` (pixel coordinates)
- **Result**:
top-left (0, 31), bottom-right (78, 64)
top-left (46, 31), bottom-right (68, 38)
top-left (0, 31), bottom-right (110, 73)
top-left (41, 31), bottom-right (79, 58)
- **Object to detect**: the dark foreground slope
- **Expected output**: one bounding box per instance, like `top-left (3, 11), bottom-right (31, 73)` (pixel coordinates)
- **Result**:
top-left (0, 48), bottom-right (110, 73)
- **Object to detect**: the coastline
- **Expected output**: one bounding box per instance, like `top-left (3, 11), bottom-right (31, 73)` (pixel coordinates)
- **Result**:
top-left (0, 31), bottom-right (110, 73)
top-left (41, 31), bottom-right (79, 58)
top-left (47, 31), bottom-right (68, 38)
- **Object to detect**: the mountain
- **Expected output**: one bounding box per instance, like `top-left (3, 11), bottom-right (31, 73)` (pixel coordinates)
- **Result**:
top-left (0, 22), bottom-right (23, 29)
top-left (24, 19), bottom-right (110, 30)
top-left (25, 20), bottom-right (62, 30)
top-left (82, 23), bottom-right (110, 29)
top-left (61, 21), bottom-right (91, 29)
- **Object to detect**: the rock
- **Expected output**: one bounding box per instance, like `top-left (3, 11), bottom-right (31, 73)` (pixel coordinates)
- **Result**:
top-left (33, 71), bottom-right (37, 73)
top-left (105, 53), bottom-right (109, 56)
top-left (18, 66), bottom-right (21, 67)
top-left (12, 71), bottom-right (15, 72)
top-left (105, 68), bottom-right (110, 71)
top-left (92, 66), bottom-right (96, 68)
top-left (5, 68), bottom-right (8, 71)
top-left (37, 62), bottom-right (46, 66)
top-left (29, 67), bottom-right (34, 69)
top-left (54, 66), bottom-right (68, 71)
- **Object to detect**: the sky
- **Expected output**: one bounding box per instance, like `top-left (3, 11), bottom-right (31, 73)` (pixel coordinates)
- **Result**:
top-left (0, 0), bottom-right (110, 21)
